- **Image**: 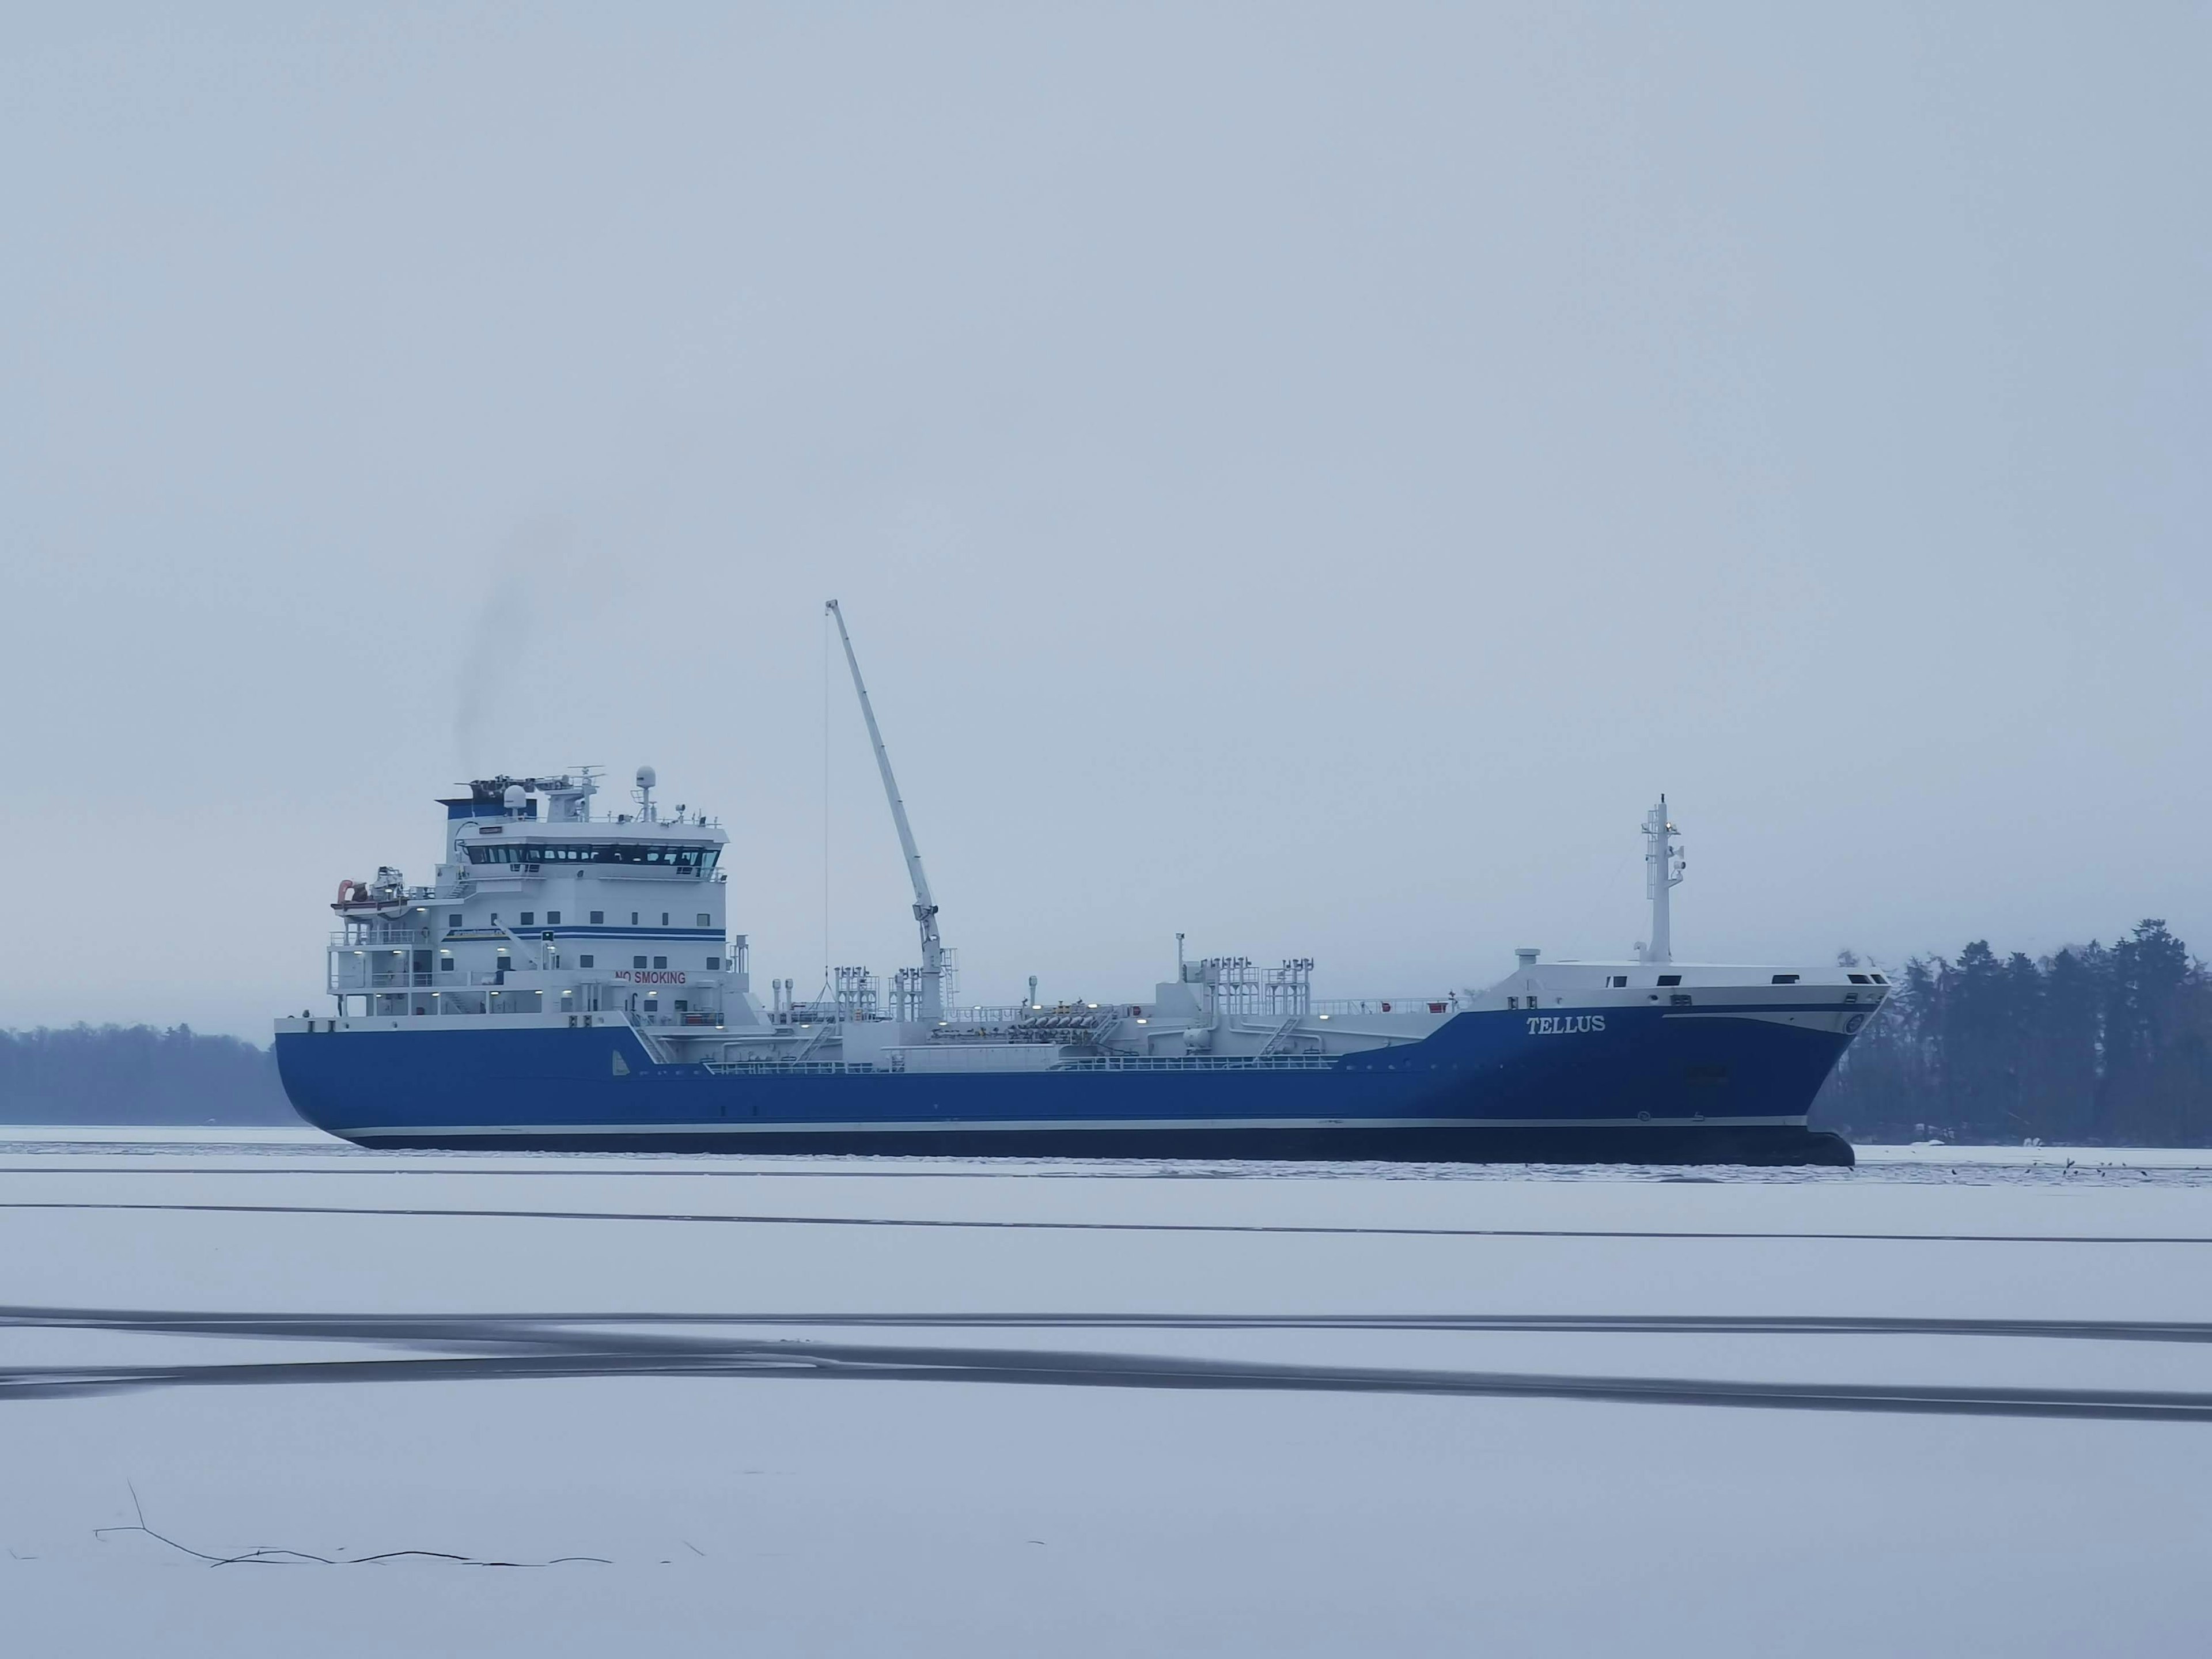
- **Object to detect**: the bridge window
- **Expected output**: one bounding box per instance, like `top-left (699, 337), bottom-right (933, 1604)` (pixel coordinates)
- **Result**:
top-left (460, 842), bottom-right (721, 872)
top-left (1657, 974), bottom-right (1681, 987)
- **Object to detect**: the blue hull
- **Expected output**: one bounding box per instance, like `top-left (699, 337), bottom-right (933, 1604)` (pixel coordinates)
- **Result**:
top-left (275, 1005), bottom-right (1857, 1166)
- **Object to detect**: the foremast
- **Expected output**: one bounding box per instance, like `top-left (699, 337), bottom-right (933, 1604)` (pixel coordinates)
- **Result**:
top-left (1639, 797), bottom-right (1684, 965)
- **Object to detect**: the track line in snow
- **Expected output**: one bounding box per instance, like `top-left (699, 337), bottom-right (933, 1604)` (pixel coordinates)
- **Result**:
top-left (6, 1339), bottom-right (2212, 1422)
top-left (3, 1198), bottom-right (2209, 1245)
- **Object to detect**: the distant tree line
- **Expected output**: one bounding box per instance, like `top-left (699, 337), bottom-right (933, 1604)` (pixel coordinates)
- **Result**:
top-left (0, 1025), bottom-right (300, 1124)
top-left (1815, 920), bottom-right (2212, 1145)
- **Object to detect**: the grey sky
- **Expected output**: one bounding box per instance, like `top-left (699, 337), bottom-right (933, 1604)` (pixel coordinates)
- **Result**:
top-left (2, 3), bottom-right (2206, 1038)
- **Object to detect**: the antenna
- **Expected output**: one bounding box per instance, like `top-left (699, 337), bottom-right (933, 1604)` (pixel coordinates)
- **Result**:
top-left (825, 600), bottom-right (945, 1021)
top-left (1640, 796), bottom-right (1685, 965)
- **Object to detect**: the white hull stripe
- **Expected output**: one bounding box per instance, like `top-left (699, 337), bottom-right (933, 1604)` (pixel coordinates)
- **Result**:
top-left (344, 1115), bottom-right (1809, 1137)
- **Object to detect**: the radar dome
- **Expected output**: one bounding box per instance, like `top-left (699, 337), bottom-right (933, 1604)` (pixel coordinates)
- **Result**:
top-left (503, 784), bottom-right (527, 812)
top-left (635, 764), bottom-right (657, 790)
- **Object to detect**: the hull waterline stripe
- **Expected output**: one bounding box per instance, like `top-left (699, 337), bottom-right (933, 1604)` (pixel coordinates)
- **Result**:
top-left (317, 1115), bottom-right (1809, 1137)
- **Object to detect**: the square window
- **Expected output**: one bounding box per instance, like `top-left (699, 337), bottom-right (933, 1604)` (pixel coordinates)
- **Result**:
top-left (547, 911), bottom-right (561, 926)
top-left (448, 914), bottom-right (463, 929)
top-left (653, 956), bottom-right (668, 970)
top-left (520, 912), bottom-right (535, 927)
top-left (707, 957), bottom-right (721, 970)
top-left (440, 957), bottom-right (454, 972)
top-left (633, 956), bottom-right (647, 970)
top-left (1607, 975), bottom-right (1627, 988)
top-left (696, 912), bottom-right (711, 927)
top-left (590, 911), bottom-right (604, 925)
top-left (674, 1000), bottom-right (688, 1013)
top-left (579, 955), bottom-right (595, 969)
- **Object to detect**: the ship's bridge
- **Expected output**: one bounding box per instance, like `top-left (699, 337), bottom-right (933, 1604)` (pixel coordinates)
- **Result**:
top-left (327, 767), bottom-right (752, 1031)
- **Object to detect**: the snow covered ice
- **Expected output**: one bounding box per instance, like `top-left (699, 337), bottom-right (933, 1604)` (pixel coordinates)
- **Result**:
top-left (5, 1131), bottom-right (2211, 1656)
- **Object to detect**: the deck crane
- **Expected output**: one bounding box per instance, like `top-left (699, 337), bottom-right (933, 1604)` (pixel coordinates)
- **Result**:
top-left (826, 600), bottom-right (946, 1022)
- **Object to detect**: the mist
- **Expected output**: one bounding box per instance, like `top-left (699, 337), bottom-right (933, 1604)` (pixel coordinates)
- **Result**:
top-left (1, 3), bottom-right (2205, 1037)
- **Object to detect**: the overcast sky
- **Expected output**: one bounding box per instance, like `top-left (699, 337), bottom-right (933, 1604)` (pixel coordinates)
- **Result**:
top-left (2, 3), bottom-right (2206, 1038)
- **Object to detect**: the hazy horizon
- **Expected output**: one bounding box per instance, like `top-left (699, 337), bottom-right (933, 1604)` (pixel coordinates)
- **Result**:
top-left (3, 4), bottom-right (2207, 1040)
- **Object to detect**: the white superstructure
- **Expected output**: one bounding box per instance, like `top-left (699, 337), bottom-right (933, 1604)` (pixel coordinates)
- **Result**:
top-left (327, 767), bottom-right (748, 1031)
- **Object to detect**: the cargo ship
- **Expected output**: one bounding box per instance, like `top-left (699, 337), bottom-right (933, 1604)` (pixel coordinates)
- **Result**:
top-left (275, 603), bottom-right (1877, 1164)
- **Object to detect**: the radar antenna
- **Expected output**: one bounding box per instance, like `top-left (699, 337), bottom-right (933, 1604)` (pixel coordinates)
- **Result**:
top-left (825, 600), bottom-right (945, 1021)
top-left (1639, 796), bottom-right (1685, 965)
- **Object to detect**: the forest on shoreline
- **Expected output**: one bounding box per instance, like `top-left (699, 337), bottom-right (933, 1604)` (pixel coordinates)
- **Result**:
top-left (1812, 919), bottom-right (2212, 1145)
top-left (0, 1024), bottom-right (296, 1124)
